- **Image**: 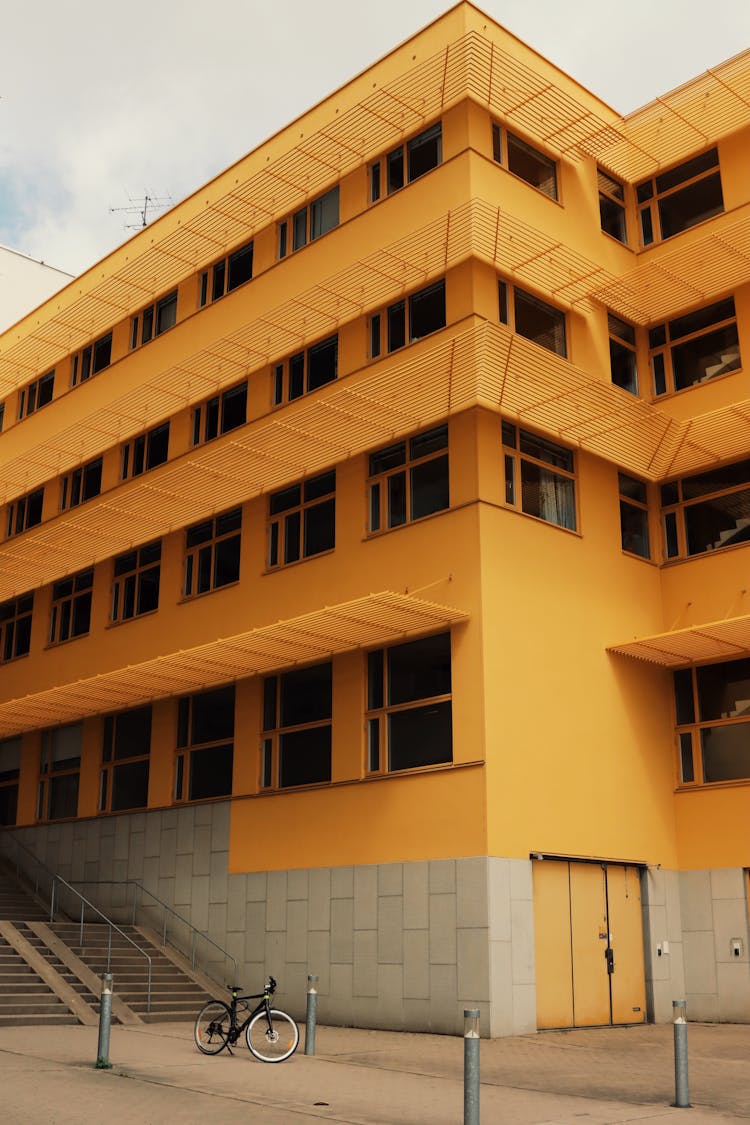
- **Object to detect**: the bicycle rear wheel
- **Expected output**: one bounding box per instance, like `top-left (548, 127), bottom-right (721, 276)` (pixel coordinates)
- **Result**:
top-left (194, 1000), bottom-right (232, 1054)
top-left (245, 1008), bottom-right (299, 1062)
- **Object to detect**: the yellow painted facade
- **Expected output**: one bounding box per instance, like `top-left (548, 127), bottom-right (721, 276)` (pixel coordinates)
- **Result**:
top-left (1, 3), bottom-right (749, 1033)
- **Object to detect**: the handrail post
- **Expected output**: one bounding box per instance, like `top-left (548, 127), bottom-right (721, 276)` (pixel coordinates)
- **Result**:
top-left (162, 904), bottom-right (167, 947)
top-left (147, 960), bottom-right (152, 1014)
top-left (79, 899), bottom-right (84, 947)
top-left (107, 924), bottom-right (112, 973)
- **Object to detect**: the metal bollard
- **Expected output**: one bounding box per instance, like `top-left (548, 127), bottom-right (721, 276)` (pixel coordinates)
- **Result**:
top-left (464, 1008), bottom-right (480, 1125)
top-left (96, 973), bottom-right (114, 1070)
top-left (672, 999), bottom-right (690, 1108)
top-left (304, 974), bottom-right (319, 1056)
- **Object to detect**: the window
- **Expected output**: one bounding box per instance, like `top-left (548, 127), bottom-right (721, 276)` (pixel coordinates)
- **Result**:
top-left (503, 422), bottom-right (576, 531)
top-left (498, 281), bottom-right (567, 358)
top-left (673, 660), bottom-right (750, 785)
top-left (71, 332), bottom-right (112, 386)
top-left (0, 737), bottom-right (21, 827)
top-left (18, 370), bottom-right (54, 419)
top-left (49, 568), bottom-right (93, 644)
top-left (0, 593), bottom-right (33, 662)
top-left (60, 456), bottom-right (103, 510)
top-left (111, 542), bottom-right (160, 622)
top-left (121, 422), bottom-right (169, 479)
top-left (619, 474), bottom-right (650, 559)
top-left (38, 724), bottom-right (82, 821)
top-left (637, 148), bottom-right (723, 245)
top-left (130, 290), bottom-right (177, 348)
top-left (649, 298), bottom-right (740, 396)
top-left (598, 169), bottom-right (627, 243)
top-left (268, 471), bottom-right (335, 567)
top-left (272, 335), bottom-right (337, 406)
top-left (492, 123), bottom-right (558, 200)
top-left (261, 663), bottom-right (332, 789)
top-left (368, 425), bottom-right (448, 532)
top-left (609, 314), bottom-right (638, 395)
top-left (661, 459), bottom-right (750, 560)
top-left (0, 403), bottom-right (4, 432)
top-left (369, 280), bottom-right (446, 358)
top-left (175, 686), bottom-right (234, 801)
top-left (100, 706), bottom-right (151, 813)
top-left (367, 632), bottom-right (452, 773)
top-left (199, 240), bottom-right (254, 305)
top-left (191, 381), bottom-right (247, 445)
top-left (369, 122), bottom-right (442, 202)
top-left (277, 187), bottom-right (339, 257)
top-left (184, 508), bottom-right (241, 597)
top-left (6, 487), bottom-right (44, 538)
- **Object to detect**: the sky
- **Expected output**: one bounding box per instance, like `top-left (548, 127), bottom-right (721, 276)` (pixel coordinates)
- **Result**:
top-left (2, 0), bottom-right (749, 277)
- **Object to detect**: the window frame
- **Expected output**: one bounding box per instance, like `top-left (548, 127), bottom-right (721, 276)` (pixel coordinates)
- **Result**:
top-left (199, 241), bottom-right (254, 306)
top-left (130, 290), bottom-right (178, 349)
top-left (272, 334), bottom-right (338, 406)
top-left (0, 737), bottom-right (21, 827)
top-left (71, 332), bottom-right (112, 386)
top-left (649, 297), bottom-right (740, 397)
top-left (498, 280), bottom-right (567, 358)
top-left (121, 422), bottom-right (170, 480)
top-left (175, 686), bottom-right (235, 803)
top-left (277, 186), bottom-right (340, 258)
top-left (38, 724), bottom-right (82, 822)
top-left (608, 313), bottom-right (639, 395)
top-left (99, 706), bottom-right (152, 814)
top-left (368, 121), bottom-right (442, 203)
top-left (502, 421), bottom-right (577, 532)
top-left (18, 370), bottom-right (54, 419)
top-left (267, 470), bottom-right (335, 568)
top-left (6, 488), bottom-right (44, 538)
top-left (183, 507), bottom-right (242, 598)
top-left (111, 541), bottom-right (161, 623)
top-left (49, 568), bottom-right (93, 645)
top-left (492, 122), bottom-right (559, 201)
top-left (366, 632), bottom-right (453, 775)
top-left (367, 424), bottom-right (449, 534)
top-left (637, 147), bottom-right (724, 246)
top-left (60, 456), bottom-right (103, 511)
top-left (598, 168), bottom-right (628, 244)
top-left (660, 459), bottom-right (750, 561)
top-left (368, 279), bottom-right (446, 359)
top-left (260, 663), bottom-right (332, 791)
top-left (672, 659), bottom-right (750, 787)
top-left (0, 593), bottom-right (33, 663)
top-left (191, 381), bottom-right (247, 446)
top-left (618, 473), bottom-right (651, 560)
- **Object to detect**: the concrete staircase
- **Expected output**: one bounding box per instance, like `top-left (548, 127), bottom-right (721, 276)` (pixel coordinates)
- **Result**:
top-left (0, 863), bottom-right (218, 1025)
top-left (47, 922), bottom-right (216, 1022)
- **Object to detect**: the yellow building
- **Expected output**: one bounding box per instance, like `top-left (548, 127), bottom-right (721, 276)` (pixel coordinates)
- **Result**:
top-left (1, 2), bottom-right (749, 1034)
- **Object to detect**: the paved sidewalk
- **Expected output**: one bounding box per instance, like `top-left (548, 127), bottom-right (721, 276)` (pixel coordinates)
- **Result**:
top-left (0, 1019), bottom-right (747, 1124)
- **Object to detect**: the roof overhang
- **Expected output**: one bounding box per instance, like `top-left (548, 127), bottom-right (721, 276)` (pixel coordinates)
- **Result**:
top-left (608, 614), bottom-right (750, 668)
top-left (0, 591), bottom-right (468, 738)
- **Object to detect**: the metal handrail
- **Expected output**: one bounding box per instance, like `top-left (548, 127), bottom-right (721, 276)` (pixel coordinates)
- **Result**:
top-left (0, 832), bottom-right (153, 1012)
top-left (51, 876), bottom-right (153, 1011)
top-left (76, 879), bottom-right (238, 986)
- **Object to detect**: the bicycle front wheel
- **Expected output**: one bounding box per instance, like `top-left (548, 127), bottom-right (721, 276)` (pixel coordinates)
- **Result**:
top-left (194, 1000), bottom-right (232, 1054)
top-left (245, 1008), bottom-right (299, 1062)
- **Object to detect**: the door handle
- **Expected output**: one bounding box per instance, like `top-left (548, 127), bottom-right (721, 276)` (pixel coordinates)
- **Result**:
top-left (605, 946), bottom-right (614, 974)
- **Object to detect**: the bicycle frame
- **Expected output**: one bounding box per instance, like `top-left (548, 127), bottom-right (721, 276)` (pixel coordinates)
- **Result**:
top-left (224, 984), bottom-right (274, 1050)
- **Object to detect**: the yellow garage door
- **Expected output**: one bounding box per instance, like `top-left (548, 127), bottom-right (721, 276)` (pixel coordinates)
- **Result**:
top-left (533, 858), bottom-right (646, 1030)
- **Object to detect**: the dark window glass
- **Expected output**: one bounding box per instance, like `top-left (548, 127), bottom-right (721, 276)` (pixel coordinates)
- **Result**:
top-left (310, 188), bottom-right (339, 240)
top-left (155, 291), bottom-right (177, 335)
top-left (279, 727), bottom-right (331, 788)
top-left (389, 701), bottom-right (452, 771)
top-left (610, 339), bottom-right (638, 395)
top-left (280, 664), bottom-right (332, 728)
top-left (227, 243), bottom-right (253, 291)
top-left (307, 337), bottom-right (337, 391)
top-left (388, 302), bottom-right (405, 351)
top-left (407, 123), bottom-right (442, 182)
top-left (409, 281), bottom-right (446, 341)
top-left (48, 773), bottom-right (79, 820)
top-left (189, 744), bottom-right (233, 799)
top-left (111, 759), bottom-right (149, 811)
top-left (190, 685), bottom-right (235, 745)
top-left (221, 383), bottom-right (247, 433)
top-left (304, 497), bottom-right (335, 556)
top-left (389, 633), bottom-right (451, 706)
top-left (696, 658), bottom-right (750, 723)
top-left (673, 669), bottom-right (695, 726)
top-left (507, 132), bottom-right (558, 199)
top-left (387, 147), bottom-right (404, 193)
top-left (411, 455), bottom-right (449, 520)
top-left (701, 726), bottom-right (750, 783)
top-left (515, 289), bottom-right (566, 356)
top-left (92, 334), bottom-right (112, 374)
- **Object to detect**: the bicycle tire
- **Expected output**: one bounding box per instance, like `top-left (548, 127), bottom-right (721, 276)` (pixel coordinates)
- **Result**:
top-left (245, 1008), bottom-right (299, 1062)
top-left (194, 1000), bottom-right (233, 1054)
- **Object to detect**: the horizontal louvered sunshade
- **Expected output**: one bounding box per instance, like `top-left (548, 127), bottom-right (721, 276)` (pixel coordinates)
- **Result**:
top-left (3, 23), bottom-right (747, 386)
top-left (608, 614), bottom-right (750, 668)
top-left (2, 317), bottom-right (750, 602)
top-left (0, 591), bottom-right (468, 738)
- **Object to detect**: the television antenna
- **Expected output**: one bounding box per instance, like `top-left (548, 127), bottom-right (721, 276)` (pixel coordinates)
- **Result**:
top-left (110, 193), bottom-right (173, 230)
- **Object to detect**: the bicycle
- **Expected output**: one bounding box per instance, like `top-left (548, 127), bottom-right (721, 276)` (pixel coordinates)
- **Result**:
top-left (194, 976), bottom-right (299, 1062)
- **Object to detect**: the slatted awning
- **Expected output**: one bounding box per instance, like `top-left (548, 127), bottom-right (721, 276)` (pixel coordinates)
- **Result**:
top-left (591, 210), bottom-right (750, 324)
top-left (0, 198), bottom-right (619, 506)
top-left (586, 47), bottom-right (750, 182)
top-left (608, 613), bottom-right (750, 668)
top-left (3, 318), bottom-right (750, 601)
top-left (0, 591), bottom-right (468, 738)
